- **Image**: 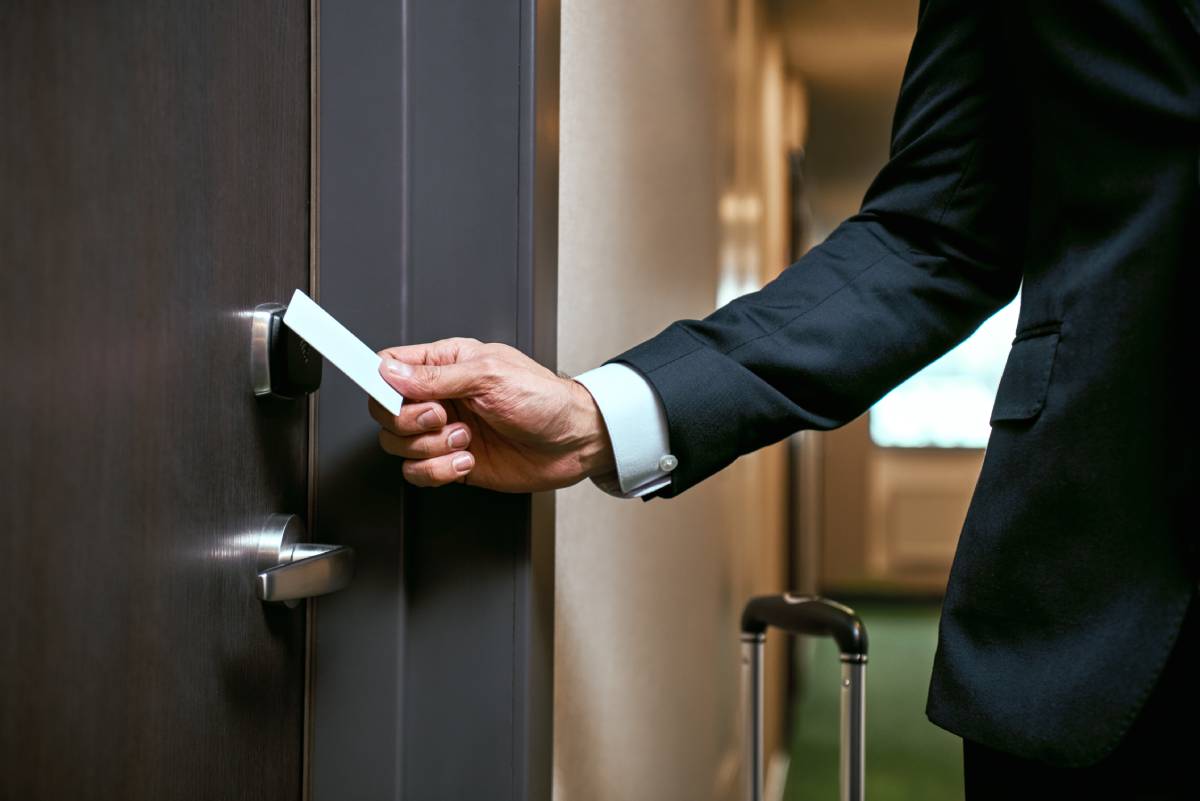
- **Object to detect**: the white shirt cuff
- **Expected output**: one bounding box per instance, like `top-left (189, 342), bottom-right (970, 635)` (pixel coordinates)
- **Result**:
top-left (574, 363), bottom-right (677, 499)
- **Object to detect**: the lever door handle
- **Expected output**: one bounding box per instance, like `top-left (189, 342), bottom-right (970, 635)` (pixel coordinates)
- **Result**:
top-left (257, 543), bottom-right (353, 603)
top-left (255, 514), bottom-right (354, 604)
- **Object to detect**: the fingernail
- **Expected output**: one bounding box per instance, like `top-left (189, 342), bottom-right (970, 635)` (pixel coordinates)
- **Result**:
top-left (384, 359), bottom-right (413, 378)
top-left (452, 453), bottom-right (474, 473)
top-left (447, 428), bottom-right (469, 449)
top-left (417, 409), bottom-right (440, 429)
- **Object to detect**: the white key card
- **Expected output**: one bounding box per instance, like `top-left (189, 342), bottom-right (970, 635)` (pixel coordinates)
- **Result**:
top-left (282, 289), bottom-right (405, 415)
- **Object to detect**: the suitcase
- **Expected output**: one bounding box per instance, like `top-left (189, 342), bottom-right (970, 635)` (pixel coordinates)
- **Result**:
top-left (741, 595), bottom-right (869, 801)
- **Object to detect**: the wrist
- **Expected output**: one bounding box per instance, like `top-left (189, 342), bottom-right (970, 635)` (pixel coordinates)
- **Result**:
top-left (567, 378), bottom-right (616, 479)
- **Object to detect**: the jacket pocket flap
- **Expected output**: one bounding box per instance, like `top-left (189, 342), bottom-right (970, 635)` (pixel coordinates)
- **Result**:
top-left (989, 325), bottom-right (1061, 424)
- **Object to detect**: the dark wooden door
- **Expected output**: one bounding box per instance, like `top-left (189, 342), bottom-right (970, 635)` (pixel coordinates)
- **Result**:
top-left (0, 2), bottom-right (312, 799)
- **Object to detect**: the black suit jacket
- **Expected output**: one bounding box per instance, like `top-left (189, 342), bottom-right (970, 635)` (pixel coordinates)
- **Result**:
top-left (614, 0), bottom-right (1200, 767)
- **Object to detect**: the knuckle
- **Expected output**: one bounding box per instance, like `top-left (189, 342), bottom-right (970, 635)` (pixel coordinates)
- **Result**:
top-left (413, 435), bottom-right (445, 459)
top-left (384, 431), bottom-right (443, 460)
top-left (422, 365), bottom-right (442, 392)
top-left (480, 342), bottom-right (512, 357)
top-left (403, 460), bottom-right (431, 486)
top-left (424, 464), bottom-right (451, 486)
top-left (393, 411), bottom-right (419, 435)
top-left (405, 366), bottom-right (435, 397)
top-left (477, 357), bottom-right (504, 383)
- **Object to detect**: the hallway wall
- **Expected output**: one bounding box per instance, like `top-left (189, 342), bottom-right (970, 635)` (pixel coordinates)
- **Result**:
top-left (554, 1), bottom-right (791, 799)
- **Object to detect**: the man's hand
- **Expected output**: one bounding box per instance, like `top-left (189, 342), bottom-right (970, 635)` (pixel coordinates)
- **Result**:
top-left (370, 338), bottom-right (615, 492)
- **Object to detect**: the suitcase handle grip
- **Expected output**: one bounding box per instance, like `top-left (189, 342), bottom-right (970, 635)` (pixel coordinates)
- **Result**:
top-left (740, 594), bottom-right (868, 659)
top-left (741, 595), bottom-right (867, 801)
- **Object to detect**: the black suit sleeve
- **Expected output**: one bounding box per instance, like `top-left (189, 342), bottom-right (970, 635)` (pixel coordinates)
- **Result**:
top-left (613, 0), bottom-right (1026, 498)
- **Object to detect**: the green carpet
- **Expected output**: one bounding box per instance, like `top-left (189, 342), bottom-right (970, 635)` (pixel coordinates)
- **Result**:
top-left (782, 602), bottom-right (963, 801)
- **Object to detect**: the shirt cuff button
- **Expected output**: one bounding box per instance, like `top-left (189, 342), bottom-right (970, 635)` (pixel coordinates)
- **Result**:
top-left (659, 454), bottom-right (678, 473)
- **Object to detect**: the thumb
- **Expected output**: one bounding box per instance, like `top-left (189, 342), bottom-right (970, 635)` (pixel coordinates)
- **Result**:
top-left (380, 358), bottom-right (483, 400)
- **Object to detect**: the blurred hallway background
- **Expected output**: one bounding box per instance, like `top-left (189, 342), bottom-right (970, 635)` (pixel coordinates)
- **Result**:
top-left (554, 1), bottom-right (1015, 799)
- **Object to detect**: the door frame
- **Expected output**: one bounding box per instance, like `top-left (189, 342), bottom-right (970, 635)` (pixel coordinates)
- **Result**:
top-left (305, 1), bottom-right (558, 799)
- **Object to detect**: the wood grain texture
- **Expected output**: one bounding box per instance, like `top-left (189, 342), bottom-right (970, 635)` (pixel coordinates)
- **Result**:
top-left (0, 2), bottom-right (310, 799)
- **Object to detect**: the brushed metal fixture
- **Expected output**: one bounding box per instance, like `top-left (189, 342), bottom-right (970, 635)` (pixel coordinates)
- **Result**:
top-left (255, 513), bottom-right (353, 605)
top-left (251, 302), bottom-right (322, 399)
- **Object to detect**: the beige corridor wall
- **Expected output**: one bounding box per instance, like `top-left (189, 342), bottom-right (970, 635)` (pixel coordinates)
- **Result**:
top-left (554, 2), bottom-right (790, 800)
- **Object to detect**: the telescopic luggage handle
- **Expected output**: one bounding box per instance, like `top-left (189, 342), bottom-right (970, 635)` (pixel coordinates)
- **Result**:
top-left (741, 594), bottom-right (869, 801)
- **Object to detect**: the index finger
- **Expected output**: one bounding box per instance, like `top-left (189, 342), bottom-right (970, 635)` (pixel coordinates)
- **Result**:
top-left (368, 397), bottom-right (448, 435)
top-left (378, 337), bottom-right (484, 367)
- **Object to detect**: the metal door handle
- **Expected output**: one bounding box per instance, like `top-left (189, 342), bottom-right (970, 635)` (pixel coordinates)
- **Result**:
top-left (255, 513), bottom-right (354, 604)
